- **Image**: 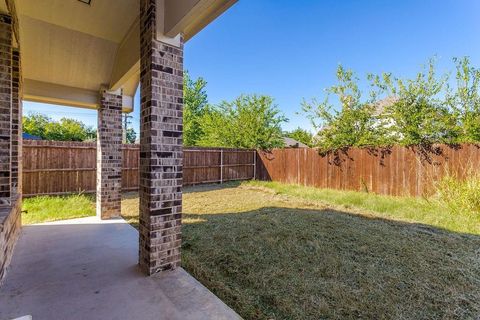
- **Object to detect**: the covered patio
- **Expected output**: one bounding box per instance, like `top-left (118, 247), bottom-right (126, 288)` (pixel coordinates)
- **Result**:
top-left (0, 217), bottom-right (240, 319)
top-left (0, 0), bottom-right (240, 318)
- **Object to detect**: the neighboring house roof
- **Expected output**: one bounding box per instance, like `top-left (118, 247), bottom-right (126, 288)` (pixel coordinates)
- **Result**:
top-left (312, 124), bottom-right (331, 142)
top-left (23, 133), bottom-right (42, 140)
top-left (311, 96), bottom-right (400, 143)
top-left (372, 96), bottom-right (399, 116)
top-left (283, 137), bottom-right (308, 148)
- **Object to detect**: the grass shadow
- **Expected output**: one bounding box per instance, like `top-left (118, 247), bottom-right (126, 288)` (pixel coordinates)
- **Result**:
top-left (183, 181), bottom-right (243, 194)
top-left (121, 181), bottom-right (243, 200)
top-left (181, 206), bottom-right (480, 320)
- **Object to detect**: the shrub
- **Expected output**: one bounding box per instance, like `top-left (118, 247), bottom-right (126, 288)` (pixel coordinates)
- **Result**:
top-left (434, 171), bottom-right (480, 216)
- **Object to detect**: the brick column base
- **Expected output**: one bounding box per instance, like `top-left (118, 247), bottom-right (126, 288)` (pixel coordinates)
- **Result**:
top-left (138, 0), bottom-right (184, 275)
top-left (96, 91), bottom-right (122, 220)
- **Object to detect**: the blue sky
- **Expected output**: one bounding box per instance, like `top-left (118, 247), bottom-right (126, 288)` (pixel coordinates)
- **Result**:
top-left (24, 0), bottom-right (480, 133)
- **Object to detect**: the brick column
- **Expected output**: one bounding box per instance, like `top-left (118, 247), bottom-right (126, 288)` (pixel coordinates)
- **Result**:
top-left (0, 14), bottom-right (12, 207)
top-left (96, 91), bottom-right (122, 219)
top-left (11, 48), bottom-right (20, 199)
top-left (139, 0), bottom-right (184, 275)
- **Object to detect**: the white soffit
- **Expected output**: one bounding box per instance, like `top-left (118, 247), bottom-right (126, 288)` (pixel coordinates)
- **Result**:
top-left (16, 0), bottom-right (138, 42)
top-left (13, 0), bottom-right (236, 111)
top-left (21, 16), bottom-right (117, 92)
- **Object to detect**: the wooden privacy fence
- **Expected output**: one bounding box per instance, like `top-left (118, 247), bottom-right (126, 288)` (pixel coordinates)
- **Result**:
top-left (256, 144), bottom-right (480, 197)
top-left (22, 140), bottom-right (255, 196)
top-left (23, 141), bottom-right (480, 197)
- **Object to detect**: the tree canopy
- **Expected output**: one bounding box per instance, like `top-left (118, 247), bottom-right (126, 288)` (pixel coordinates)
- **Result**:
top-left (23, 113), bottom-right (96, 142)
top-left (25, 59), bottom-right (479, 150)
top-left (302, 66), bottom-right (384, 150)
top-left (198, 94), bottom-right (287, 149)
top-left (125, 127), bottom-right (137, 144)
top-left (183, 71), bottom-right (209, 146)
top-left (302, 57), bottom-right (480, 151)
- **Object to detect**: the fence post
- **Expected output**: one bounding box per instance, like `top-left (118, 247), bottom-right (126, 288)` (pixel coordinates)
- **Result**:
top-left (253, 149), bottom-right (256, 180)
top-left (220, 149), bottom-right (223, 184)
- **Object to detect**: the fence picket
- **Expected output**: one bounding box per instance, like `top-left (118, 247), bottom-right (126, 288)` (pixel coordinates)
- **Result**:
top-left (256, 144), bottom-right (480, 197)
top-left (22, 141), bottom-right (255, 196)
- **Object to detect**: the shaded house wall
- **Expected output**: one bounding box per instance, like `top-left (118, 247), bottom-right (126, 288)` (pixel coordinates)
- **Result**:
top-left (0, 8), bottom-right (22, 284)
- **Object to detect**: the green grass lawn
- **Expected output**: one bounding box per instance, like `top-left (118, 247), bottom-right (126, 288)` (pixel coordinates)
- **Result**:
top-left (22, 193), bottom-right (95, 224)
top-left (22, 182), bottom-right (480, 319)
top-left (246, 181), bottom-right (480, 235)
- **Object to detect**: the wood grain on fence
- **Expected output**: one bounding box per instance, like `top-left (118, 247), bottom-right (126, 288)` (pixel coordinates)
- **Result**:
top-left (24, 141), bottom-right (477, 197)
top-left (22, 141), bottom-right (255, 196)
top-left (256, 144), bottom-right (480, 197)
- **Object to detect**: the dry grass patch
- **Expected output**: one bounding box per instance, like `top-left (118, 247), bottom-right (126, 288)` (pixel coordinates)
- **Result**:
top-left (121, 182), bottom-right (480, 320)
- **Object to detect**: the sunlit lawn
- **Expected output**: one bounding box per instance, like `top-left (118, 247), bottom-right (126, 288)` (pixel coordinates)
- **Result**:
top-left (22, 193), bottom-right (95, 225)
top-left (23, 182), bottom-right (480, 319)
top-left (246, 180), bottom-right (480, 235)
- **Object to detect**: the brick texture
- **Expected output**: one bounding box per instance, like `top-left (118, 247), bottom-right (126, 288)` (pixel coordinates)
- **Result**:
top-left (0, 8), bottom-right (20, 285)
top-left (0, 199), bottom-right (20, 284)
top-left (11, 48), bottom-right (20, 198)
top-left (96, 91), bottom-right (123, 219)
top-left (139, 0), bottom-right (184, 275)
top-left (0, 15), bottom-right (12, 207)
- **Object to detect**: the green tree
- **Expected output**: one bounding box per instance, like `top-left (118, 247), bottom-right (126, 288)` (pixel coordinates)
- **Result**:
top-left (125, 128), bottom-right (137, 144)
top-left (199, 94), bottom-right (287, 149)
top-left (23, 113), bottom-right (50, 138)
top-left (183, 71), bottom-right (209, 146)
top-left (303, 58), bottom-right (479, 151)
top-left (370, 59), bottom-right (459, 146)
top-left (285, 127), bottom-right (313, 147)
top-left (446, 57), bottom-right (480, 142)
top-left (23, 112), bottom-right (96, 141)
top-left (302, 65), bottom-right (383, 151)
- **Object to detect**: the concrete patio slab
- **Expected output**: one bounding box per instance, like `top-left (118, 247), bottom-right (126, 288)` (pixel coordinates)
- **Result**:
top-left (0, 217), bottom-right (241, 320)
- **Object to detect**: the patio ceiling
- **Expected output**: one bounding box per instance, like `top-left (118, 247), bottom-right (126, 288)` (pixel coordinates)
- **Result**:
top-left (0, 0), bottom-right (237, 112)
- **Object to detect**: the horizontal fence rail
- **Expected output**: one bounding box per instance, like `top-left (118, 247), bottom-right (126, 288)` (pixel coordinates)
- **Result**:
top-left (22, 141), bottom-right (255, 197)
top-left (256, 144), bottom-right (480, 197)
